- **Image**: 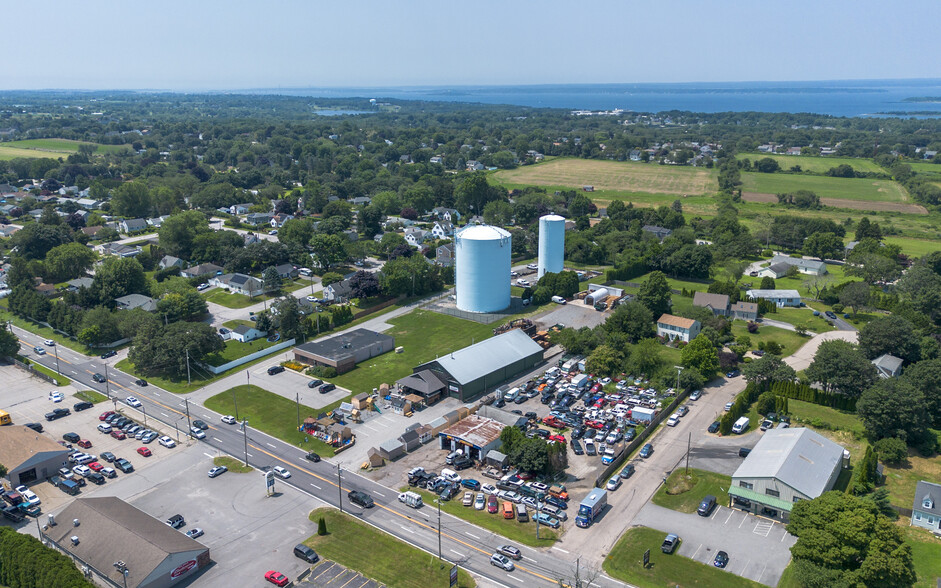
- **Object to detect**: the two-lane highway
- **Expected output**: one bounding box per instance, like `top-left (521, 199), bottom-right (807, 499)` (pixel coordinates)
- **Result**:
top-left (12, 326), bottom-right (622, 588)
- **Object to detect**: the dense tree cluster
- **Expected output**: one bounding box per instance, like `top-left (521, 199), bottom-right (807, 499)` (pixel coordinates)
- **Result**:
top-left (0, 527), bottom-right (94, 588)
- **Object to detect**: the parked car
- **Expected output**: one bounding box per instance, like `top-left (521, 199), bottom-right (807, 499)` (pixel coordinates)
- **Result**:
top-left (100, 350), bottom-right (117, 359)
top-left (111, 430), bottom-right (127, 440)
top-left (48, 391), bottom-right (64, 403)
top-left (639, 443), bottom-right (654, 458)
top-left (487, 494), bottom-right (499, 514)
top-left (137, 447), bottom-right (152, 457)
top-left (73, 401), bottom-right (93, 412)
top-left (158, 436), bottom-right (177, 448)
top-left (620, 464), bottom-right (635, 479)
top-left (115, 458), bottom-right (134, 473)
top-left (267, 365), bottom-right (285, 375)
top-left (474, 493), bottom-right (485, 510)
top-left (185, 528), bottom-right (204, 539)
top-left (166, 514), bottom-right (185, 528)
top-left (689, 389), bottom-right (702, 401)
top-left (462, 492), bottom-right (474, 507)
top-left (534, 512), bottom-right (560, 528)
top-left (24, 422), bottom-right (43, 433)
top-left (739, 447), bottom-right (752, 458)
top-left (208, 466), bottom-right (228, 478)
top-left (319, 383), bottom-right (336, 394)
top-left (63, 432), bottom-right (81, 443)
top-left (713, 550), bottom-right (730, 568)
top-left (606, 476), bottom-right (622, 491)
top-left (45, 408), bottom-right (70, 421)
top-left (101, 467), bottom-right (117, 478)
top-left (307, 379), bottom-right (323, 389)
top-left (707, 421), bottom-right (721, 434)
top-left (100, 452), bottom-right (116, 462)
top-left (661, 533), bottom-right (680, 554)
top-left (697, 495), bottom-right (717, 517)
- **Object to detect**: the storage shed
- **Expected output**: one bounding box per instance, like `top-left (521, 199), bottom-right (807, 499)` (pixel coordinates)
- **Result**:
top-left (631, 406), bottom-right (656, 423)
top-left (378, 439), bottom-right (405, 460)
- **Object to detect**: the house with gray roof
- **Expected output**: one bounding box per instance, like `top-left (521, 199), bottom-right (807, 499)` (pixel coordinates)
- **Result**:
top-left (119, 218), bottom-right (148, 234)
top-left (642, 225), bottom-right (672, 242)
top-left (99, 242), bottom-right (142, 257)
top-left (323, 279), bottom-right (352, 302)
top-left (911, 480), bottom-right (941, 532)
top-left (209, 273), bottom-right (262, 297)
top-left (66, 277), bottom-right (94, 291)
top-left (872, 353), bottom-right (904, 379)
top-left (729, 427), bottom-right (845, 522)
top-left (273, 263), bottom-right (298, 279)
top-left (230, 324), bottom-right (266, 343)
top-left (757, 262), bottom-right (793, 280)
top-left (159, 255), bottom-right (185, 270)
top-left (115, 293), bottom-right (158, 312)
top-left (730, 301), bottom-right (759, 321)
top-left (745, 289), bottom-right (802, 307)
top-left (692, 291), bottom-right (729, 316)
top-left (768, 255), bottom-right (828, 275)
top-left (181, 262), bottom-right (223, 278)
top-left (245, 212), bottom-right (273, 226)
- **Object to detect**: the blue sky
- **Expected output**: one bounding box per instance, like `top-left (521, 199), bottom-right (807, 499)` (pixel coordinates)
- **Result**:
top-left (3, 0), bottom-right (937, 90)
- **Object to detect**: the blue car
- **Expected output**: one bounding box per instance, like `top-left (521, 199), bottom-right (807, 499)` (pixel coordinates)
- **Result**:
top-left (639, 443), bottom-right (653, 458)
top-left (461, 479), bottom-right (481, 491)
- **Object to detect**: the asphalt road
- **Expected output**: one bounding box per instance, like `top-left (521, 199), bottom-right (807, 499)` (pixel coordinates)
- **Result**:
top-left (13, 325), bottom-right (623, 588)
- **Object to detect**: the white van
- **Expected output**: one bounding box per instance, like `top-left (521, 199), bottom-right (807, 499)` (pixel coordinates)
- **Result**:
top-left (732, 416), bottom-right (750, 434)
top-left (298, 268), bottom-right (312, 277)
top-left (551, 295), bottom-right (567, 304)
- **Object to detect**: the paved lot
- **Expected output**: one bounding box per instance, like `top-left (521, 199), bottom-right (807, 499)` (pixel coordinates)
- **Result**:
top-left (634, 503), bottom-right (795, 587)
top-left (533, 302), bottom-right (607, 331)
top-left (686, 431), bottom-right (762, 476)
top-left (300, 560), bottom-right (382, 588)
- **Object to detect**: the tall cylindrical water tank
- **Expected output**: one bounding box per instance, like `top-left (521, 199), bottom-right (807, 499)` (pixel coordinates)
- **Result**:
top-left (455, 225), bottom-right (512, 313)
top-left (537, 214), bottom-right (565, 279)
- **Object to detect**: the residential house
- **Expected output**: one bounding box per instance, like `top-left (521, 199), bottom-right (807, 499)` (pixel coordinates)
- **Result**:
top-left (730, 428), bottom-right (846, 522)
top-left (146, 215), bottom-right (170, 228)
top-left (0, 225), bottom-right (21, 238)
top-left (383, 216), bottom-right (415, 229)
top-left (436, 243), bottom-right (455, 267)
top-left (228, 203), bottom-right (253, 215)
top-left (243, 232), bottom-right (262, 246)
top-left (158, 255), bottom-right (185, 270)
top-left (81, 225), bottom-right (106, 239)
top-left (730, 301), bottom-right (759, 321)
top-left (642, 225), bottom-right (673, 242)
top-left (75, 198), bottom-right (100, 210)
top-left (629, 149), bottom-right (643, 161)
top-left (35, 282), bottom-right (57, 297)
top-left (119, 218), bottom-right (148, 234)
top-left (692, 292), bottom-right (730, 316)
top-left (210, 273), bottom-right (263, 297)
top-left (656, 314), bottom-right (701, 343)
top-left (343, 229), bottom-right (359, 242)
top-left (768, 255), bottom-right (828, 275)
top-left (181, 263), bottom-right (224, 279)
top-left (431, 207), bottom-right (460, 222)
top-left (429, 156), bottom-right (444, 165)
top-left (350, 196), bottom-right (371, 206)
top-left (66, 277), bottom-right (94, 292)
top-left (745, 289), bottom-right (802, 308)
top-left (872, 354), bottom-right (904, 379)
top-left (114, 294), bottom-right (158, 312)
top-left (757, 262), bottom-right (792, 280)
top-left (273, 263), bottom-right (298, 279)
top-left (466, 160), bottom-right (484, 171)
top-left (404, 228), bottom-right (429, 247)
top-left (373, 232), bottom-right (385, 243)
top-left (230, 324), bottom-right (267, 343)
top-left (270, 213), bottom-right (294, 228)
top-left (911, 481), bottom-right (941, 533)
top-left (99, 243), bottom-right (142, 258)
top-left (245, 212), bottom-right (273, 226)
top-left (786, 147), bottom-right (803, 155)
top-left (0, 204), bottom-right (16, 216)
top-left (431, 221), bottom-right (454, 239)
top-left (323, 279), bottom-right (352, 302)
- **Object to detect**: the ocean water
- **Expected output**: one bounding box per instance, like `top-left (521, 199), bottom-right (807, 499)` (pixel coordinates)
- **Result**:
top-left (265, 79), bottom-right (941, 118)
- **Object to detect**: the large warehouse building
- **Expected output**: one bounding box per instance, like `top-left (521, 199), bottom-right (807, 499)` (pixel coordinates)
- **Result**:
top-left (414, 329), bottom-right (544, 401)
top-left (0, 424), bottom-right (71, 486)
top-left (293, 328), bottom-right (395, 374)
top-left (45, 497), bottom-right (210, 588)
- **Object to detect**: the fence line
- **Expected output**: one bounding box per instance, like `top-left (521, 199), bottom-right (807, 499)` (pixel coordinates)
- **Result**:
top-left (11, 357), bottom-right (58, 385)
top-left (200, 338), bottom-right (296, 374)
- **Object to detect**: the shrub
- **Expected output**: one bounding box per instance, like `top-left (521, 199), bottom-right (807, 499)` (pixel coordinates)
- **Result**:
top-left (755, 391), bottom-right (777, 415)
top-left (873, 437), bottom-right (908, 464)
top-left (747, 321), bottom-right (759, 333)
top-left (307, 365), bottom-right (337, 379)
top-left (317, 516), bottom-right (327, 535)
top-left (282, 361), bottom-right (306, 372)
top-left (832, 303), bottom-right (845, 313)
top-left (764, 341), bottom-right (784, 355)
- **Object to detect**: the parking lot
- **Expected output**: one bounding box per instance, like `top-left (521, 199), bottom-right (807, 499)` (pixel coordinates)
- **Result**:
top-left (299, 560), bottom-right (382, 588)
top-left (533, 301), bottom-right (608, 331)
top-left (634, 503), bottom-right (795, 587)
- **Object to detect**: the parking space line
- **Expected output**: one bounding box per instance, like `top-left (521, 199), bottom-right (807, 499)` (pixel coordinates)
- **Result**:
top-left (312, 562), bottom-right (337, 580)
top-left (711, 507), bottom-right (720, 520)
top-left (552, 546), bottom-right (569, 554)
top-left (724, 510), bottom-right (735, 524)
top-left (780, 531), bottom-right (788, 542)
top-left (338, 572), bottom-right (359, 588)
top-left (756, 563), bottom-right (767, 583)
top-left (738, 515), bottom-right (747, 528)
top-left (203, 453), bottom-right (213, 458)
top-left (690, 543), bottom-right (703, 560)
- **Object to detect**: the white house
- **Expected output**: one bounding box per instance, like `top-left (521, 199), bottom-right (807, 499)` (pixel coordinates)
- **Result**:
top-left (730, 301), bottom-right (759, 321)
top-left (431, 221), bottom-right (454, 239)
top-left (431, 207), bottom-right (460, 222)
top-left (656, 314), bottom-right (701, 343)
top-left (429, 156), bottom-right (444, 165)
top-left (745, 289), bottom-right (802, 307)
top-left (911, 481), bottom-right (941, 533)
top-left (230, 324), bottom-right (266, 343)
top-left (730, 428), bottom-right (845, 522)
top-left (119, 218), bottom-right (148, 234)
top-left (872, 354), bottom-right (904, 379)
top-left (323, 279), bottom-right (352, 302)
top-left (210, 273), bottom-right (263, 297)
top-left (159, 255), bottom-right (185, 270)
top-left (270, 213), bottom-right (294, 228)
top-left (404, 228), bottom-right (429, 247)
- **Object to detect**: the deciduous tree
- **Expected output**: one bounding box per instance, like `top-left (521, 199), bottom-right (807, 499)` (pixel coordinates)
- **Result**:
top-left (636, 271), bottom-right (672, 317)
top-left (806, 340), bottom-right (878, 397)
top-left (681, 334), bottom-right (720, 376)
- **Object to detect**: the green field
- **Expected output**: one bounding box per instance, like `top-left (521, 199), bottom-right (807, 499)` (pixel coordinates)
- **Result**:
top-left (74, 389), bottom-right (108, 404)
top-left (305, 509), bottom-right (476, 588)
top-left (204, 385), bottom-right (337, 456)
top-left (741, 172), bottom-right (909, 202)
top-left (901, 525), bottom-right (941, 588)
top-left (652, 469), bottom-right (731, 514)
top-left (737, 153), bottom-right (884, 174)
top-left (203, 336), bottom-right (281, 366)
top-left (328, 310), bottom-right (499, 394)
top-left (883, 236), bottom-right (941, 259)
top-left (0, 138), bottom-right (129, 160)
top-left (408, 488), bottom-right (558, 547)
top-left (904, 160), bottom-right (941, 175)
top-left (765, 307), bottom-right (835, 334)
top-left (730, 323), bottom-right (807, 357)
top-left (603, 526), bottom-right (763, 588)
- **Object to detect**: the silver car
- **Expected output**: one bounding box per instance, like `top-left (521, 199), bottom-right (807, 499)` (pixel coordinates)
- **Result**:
top-left (490, 553), bottom-right (515, 571)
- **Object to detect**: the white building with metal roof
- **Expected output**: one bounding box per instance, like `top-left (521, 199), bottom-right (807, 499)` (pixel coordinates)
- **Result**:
top-left (729, 427), bottom-right (845, 521)
top-left (745, 289), bottom-right (802, 307)
top-left (414, 329), bottom-right (544, 402)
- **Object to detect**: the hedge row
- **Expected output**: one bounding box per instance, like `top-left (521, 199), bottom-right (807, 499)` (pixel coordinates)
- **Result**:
top-left (770, 381), bottom-right (857, 411)
top-left (0, 527), bottom-right (93, 588)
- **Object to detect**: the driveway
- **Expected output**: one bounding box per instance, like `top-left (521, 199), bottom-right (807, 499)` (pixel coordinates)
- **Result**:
top-left (633, 503), bottom-right (795, 587)
top-left (784, 330), bottom-right (858, 372)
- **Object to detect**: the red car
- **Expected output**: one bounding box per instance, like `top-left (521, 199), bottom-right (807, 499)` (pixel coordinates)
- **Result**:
top-left (111, 430), bottom-right (127, 440)
top-left (99, 411), bottom-right (115, 421)
top-left (548, 434), bottom-right (567, 444)
top-left (88, 462), bottom-right (103, 472)
top-left (487, 494), bottom-right (499, 514)
top-left (542, 416), bottom-right (564, 429)
top-left (136, 447), bottom-right (152, 457)
top-left (77, 439), bottom-right (92, 449)
top-left (264, 571), bottom-right (289, 587)
top-left (586, 420), bottom-right (605, 430)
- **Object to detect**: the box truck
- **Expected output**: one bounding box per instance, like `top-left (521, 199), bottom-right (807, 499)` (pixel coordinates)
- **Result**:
top-left (575, 490), bottom-right (607, 528)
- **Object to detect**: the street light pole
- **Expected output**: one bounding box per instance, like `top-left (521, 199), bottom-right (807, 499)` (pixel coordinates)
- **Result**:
top-left (674, 365), bottom-right (684, 394)
top-left (141, 405), bottom-right (147, 427)
top-left (337, 464), bottom-right (343, 513)
top-left (184, 398), bottom-right (192, 436)
top-left (242, 419), bottom-right (249, 467)
top-left (437, 497), bottom-right (442, 566)
top-left (104, 364), bottom-right (111, 398)
top-left (54, 346), bottom-right (60, 375)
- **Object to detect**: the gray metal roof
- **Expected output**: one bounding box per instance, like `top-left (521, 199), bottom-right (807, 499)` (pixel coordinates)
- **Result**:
top-left (425, 329), bottom-right (543, 385)
top-left (732, 427), bottom-right (844, 499)
top-left (914, 481), bottom-right (941, 516)
top-left (771, 255), bottom-right (827, 271)
top-left (872, 354), bottom-right (904, 377)
top-left (746, 289), bottom-right (801, 299)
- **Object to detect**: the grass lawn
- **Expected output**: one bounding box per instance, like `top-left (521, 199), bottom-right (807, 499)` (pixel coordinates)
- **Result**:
top-left (408, 488), bottom-right (559, 547)
top-left (0, 307), bottom-right (96, 355)
top-left (652, 469), bottom-right (732, 514)
top-left (202, 289), bottom-right (276, 309)
top-left (305, 508), bottom-right (476, 588)
top-left (627, 271), bottom-right (713, 293)
top-left (740, 172), bottom-right (909, 202)
top-left (115, 349), bottom-right (279, 395)
top-left (26, 360), bottom-right (71, 386)
top-left (222, 319), bottom-right (255, 330)
top-left (203, 385), bottom-right (336, 457)
top-left (900, 525), bottom-right (941, 588)
top-left (736, 153), bottom-right (884, 174)
top-left (883, 236), bottom-right (941, 259)
top-left (213, 456), bottom-right (253, 473)
top-left (730, 323), bottom-right (807, 357)
top-left (881, 446), bottom-right (941, 509)
top-left (766, 307), bottom-right (835, 333)
top-left (74, 389), bottom-right (108, 404)
top-left (603, 526), bottom-right (763, 588)
top-left (788, 399), bottom-right (866, 438)
top-left (329, 310), bottom-right (499, 394)
top-left (203, 336), bottom-right (280, 367)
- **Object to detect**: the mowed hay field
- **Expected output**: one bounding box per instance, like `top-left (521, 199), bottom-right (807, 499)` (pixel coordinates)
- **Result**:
top-left (493, 158), bottom-right (717, 196)
top-left (737, 153), bottom-right (884, 174)
top-left (740, 172), bottom-right (928, 214)
top-left (0, 138), bottom-right (128, 160)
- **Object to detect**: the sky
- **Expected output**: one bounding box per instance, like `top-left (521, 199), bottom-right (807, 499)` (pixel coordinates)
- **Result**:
top-left (3, 0), bottom-right (938, 90)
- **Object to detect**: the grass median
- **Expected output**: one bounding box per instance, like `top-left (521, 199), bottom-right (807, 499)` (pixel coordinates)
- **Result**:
top-left (203, 385), bottom-right (336, 457)
top-left (213, 456), bottom-right (253, 473)
top-left (604, 526), bottom-right (763, 588)
top-left (74, 389), bottom-right (108, 404)
top-left (305, 508), bottom-right (476, 588)
top-left (27, 360), bottom-right (71, 386)
top-left (652, 468), bottom-right (731, 514)
top-left (408, 487), bottom-right (559, 547)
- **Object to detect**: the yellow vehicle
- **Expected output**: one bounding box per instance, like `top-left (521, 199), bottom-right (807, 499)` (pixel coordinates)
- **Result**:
top-left (0, 410), bottom-right (12, 426)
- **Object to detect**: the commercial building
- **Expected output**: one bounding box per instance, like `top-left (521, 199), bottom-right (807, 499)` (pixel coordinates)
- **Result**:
top-left (293, 328), bottom-right (395, 374)
top-left (745, 289), bottom-right (802, 308)
top-left (729, 427), bottom-right (845, 522)
top-left (415, 329), bottom-right (544, 402)
top-left (0, 425), bottom-right (71, 486)
top-left (45, 497), bottom-right (210, 588)
top-left (656, 314), bottom-right (701, 343)
top-left (438, 414), bottom-right (505, 461)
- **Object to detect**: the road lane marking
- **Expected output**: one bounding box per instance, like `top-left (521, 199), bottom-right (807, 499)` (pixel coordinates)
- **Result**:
top-left (465, 532), bottom-right (479, 539)
top-left (552, 547), bottom-right (569, 554)
top-left (161, 412), bottom-right (170, 418)
top-left (213, 437), bottom-right (223, 443)
top-left (311, 483), bottom-right (321, 490)
top-left (399, 525), bottom-right (415, 534)
top-left (203, 453), bottom-right (214, 458)
top-left (267, 443), bottom-right (276, 448)
top-left (373, 491), bottom-right (385, 497)
top-left (508, 576), bottom-right (524, 583)
top-left (449, 549), bottom-right (464, 556)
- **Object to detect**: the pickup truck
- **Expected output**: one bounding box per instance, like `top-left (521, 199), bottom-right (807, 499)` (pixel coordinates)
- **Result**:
top-left (661, 534), bottom-right (680, 553)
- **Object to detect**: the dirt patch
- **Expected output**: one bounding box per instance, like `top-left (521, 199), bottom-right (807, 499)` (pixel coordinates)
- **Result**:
top-left (742, 192), bottom-right (928, 214)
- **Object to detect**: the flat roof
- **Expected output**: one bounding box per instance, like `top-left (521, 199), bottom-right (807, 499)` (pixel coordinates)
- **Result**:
top-left (422, 329), bottom-right (543, 385)
top-left (295, 328), bottom-right (394, 361)
top-left (733, 427), bottom-right (844, 499)
top-left (440, 415), bottom-right (504, 448)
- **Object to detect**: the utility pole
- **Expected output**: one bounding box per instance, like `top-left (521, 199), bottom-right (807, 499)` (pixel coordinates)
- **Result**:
top-left (686, 432), bottom-right (691, 475)
top-left (242, 419), bottom-right (249, 467)
top-left (184, 397), bottom-right (192, 436)
top-left (295, 392), bottom-right (301, 431)
top-left (54, 345), bottom-right (60, 376)
top-left (104, 364), bottom-right (111, 398)
top-left (674, 365), bottom-right (684, 394)
top-left (437, 497), bottom-right (442, 566)
top-left (337, 464), bottom-right (343, 513)
top-left (535, 501), bottom-right (541, 539)
top-left (185, 349), bottom-right (191, 386)
top-left (141, 405), bottom-right (147, 427)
